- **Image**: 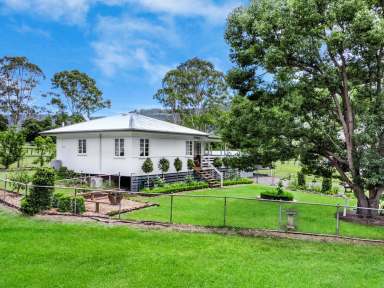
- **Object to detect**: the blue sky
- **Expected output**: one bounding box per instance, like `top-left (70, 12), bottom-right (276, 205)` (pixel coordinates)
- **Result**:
top-left (0, 0), bottom-right (244, 116)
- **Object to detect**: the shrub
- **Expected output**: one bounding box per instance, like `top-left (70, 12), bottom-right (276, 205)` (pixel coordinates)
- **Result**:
top-left (187, 159), bottom-right (195, 171)
top-left (260, 190), bottom-right (294, 201)
top-left (56, 166), bottom-right (77, 179)
top-left (9, 171), bottom-right (31, 193)
top-left (321, 177), bottom-right (332, 193)
top-left (20, 197), bottom-right (39, 215)
top-left (213, 158), bottom-right (223, 168)
top-left (141, 181), bottom-right (208, 194)
top-left (52, 193), bottom-right (85, 214)
top-left (185, 175), bottom-right (194, 183)
top-left (223, 178), bottom-right (253, 186)
top-left (297, 171), bottom-right (306, 188)
top-left (153, 176), bottom-right (165, 187)
top-left (158, 158), bottom-right (170, 177)
top-left (142, 158), bottom-right (153, 187)
top-left (222, 157), bottom-right (231, 168)
top-left (174, 157), bottom-right (182, 172)
top-left (21, 168), bottom-right (55, 215)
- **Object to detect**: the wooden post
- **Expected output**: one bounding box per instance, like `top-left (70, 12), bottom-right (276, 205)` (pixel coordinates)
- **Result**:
top-left (74, 189), bottom-right (77, 214)
top-left (336, 204), bottom-right (340, 236)
top-left (118, 172), bottom-right (121, 190)
top-left (95, 202), bottom-right (100, 213)
top-left (223, 197), bottom-right (227, 226)
top-left (169, 195), bottom-right (174, 223)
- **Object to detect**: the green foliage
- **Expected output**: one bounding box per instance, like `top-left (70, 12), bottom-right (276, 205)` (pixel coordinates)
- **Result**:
top-left (223, 178), bottom-right (253, 186)
top-left (0, 114), bottom-right (8, 131)
top-left (0, 56), bottom-right (44, 125)
top-left (224, 0), bottom-right (384, 210)
top-left (141, 158), bottom-right (153, 174)
top-left (153, 176), bottom-right (165, 188)
top-left (22, 117), bottom-right (53, 142)
top-left (222, 157), bottom-right (231, 168)
top-left (158, 158), bottom-right (170, 176)
top-left (174, 157), bottom-right (182, 173)
top-left (184, 175), bottom-right (194, 184)
top-left (21, 168), bottom-right (55, 215)
top-left (56, 166), bottom-right (77, 179)
top-left (154, 57), bottom-right (229, 132)
top-left (297, 171), bottom-right (306, 188)
top-left (51, 70), bottom-right (111, 119)
top-left (260, 190), bottom-right (294, 201)
top-left (276, 181), bottom-right (284, 195)
top-left (212, 158), bottom-right (223, 168)
top-left (321, 177), bottom-right (332, 194)
top-left (20, 197), bottom-right (39, 216)
top-left (33, 136), bottom-right (55, 167)
top-left (142, 181), bottom-right (208, 194)
top-left (9, 171), bottom-right (31, 193)
top-left (0, 128), bottom-right (25, 169)
top-left (52, 193), bottom-right (85, 214)
top-left (187, 159), bottom-right (195, 171)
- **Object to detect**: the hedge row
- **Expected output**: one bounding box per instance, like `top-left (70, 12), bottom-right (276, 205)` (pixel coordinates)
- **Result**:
top-left (260, 190), bottom-right (294, 201)
top-left (142, 181), bottom-right (209, 194)
top-left (223, 178), bottom-right (253, 186)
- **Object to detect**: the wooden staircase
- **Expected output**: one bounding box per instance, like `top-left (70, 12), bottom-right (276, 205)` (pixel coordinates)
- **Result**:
top-left (194, 158), bottom-right (221, 188)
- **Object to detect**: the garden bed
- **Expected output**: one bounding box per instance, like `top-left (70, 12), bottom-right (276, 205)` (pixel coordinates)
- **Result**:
top-left (339, 212), bottom-right (384, 227)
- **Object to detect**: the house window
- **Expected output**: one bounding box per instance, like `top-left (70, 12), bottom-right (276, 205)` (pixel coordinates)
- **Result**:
top-left (78, 139), bottom-right (86, 154)
top-left (186, 141), bottom-right (193, 156)
top-left (140, 139), bottom-right (149, 156)
top-left (114, 138), bottom-right (125, 157)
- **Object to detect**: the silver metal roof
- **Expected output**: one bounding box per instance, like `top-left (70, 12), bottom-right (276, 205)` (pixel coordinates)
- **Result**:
top-left (41, 113), bottom-right (209, 136)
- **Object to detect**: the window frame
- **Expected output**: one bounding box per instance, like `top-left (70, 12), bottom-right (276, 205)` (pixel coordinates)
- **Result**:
top-left (140, 139), bottom-right (149, 157)
top-left (186, 140), bottom-right (193, 156)
top-left (114, 138), bottom-right (125, 157)
top-left (78, 139), bottom-right (87, 155)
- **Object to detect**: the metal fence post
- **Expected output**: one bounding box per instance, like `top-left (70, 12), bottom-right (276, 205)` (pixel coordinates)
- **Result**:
top-left (223, 196), bottom-right (227, 227)
top-left (169, 195), bottom-right (174, 223)
top-left (336, 204), bottom-right (340, 236)
top-left (278, 202), bottom-right (282, 230)
top-left (119, 198), bottom-right (122, 220)
top-left (74, 188), bottom-right (77, 214)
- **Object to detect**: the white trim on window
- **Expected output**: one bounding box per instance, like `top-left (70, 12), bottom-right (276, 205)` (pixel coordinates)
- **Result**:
top-left (78, 139), bottom-right (87, 154)
top-left (140, 139), bottom-right (149, 157)
top-left (186, 140), bottom-right (193, 156)
top-left (114, 138), bottom-right (125, 157)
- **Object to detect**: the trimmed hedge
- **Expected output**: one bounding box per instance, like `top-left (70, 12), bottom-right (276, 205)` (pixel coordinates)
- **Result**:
top-left (260, 190), bottom-right (294, 201)
top-left (223, 178), bottom-right (253, 186)
top-left (142, 181), bottom-right (208, 194)
top-left (52, 193), bottom-right (85, 214)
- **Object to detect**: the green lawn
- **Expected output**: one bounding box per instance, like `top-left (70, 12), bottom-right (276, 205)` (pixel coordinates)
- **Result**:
top-left (122, 184), bottom-right (384, 240)
top-left (0, 208), bottom-right (384, 287)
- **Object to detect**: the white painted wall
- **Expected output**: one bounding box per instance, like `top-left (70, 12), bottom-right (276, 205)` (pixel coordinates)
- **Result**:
top-left (55, 131), bottom-right (207, 176)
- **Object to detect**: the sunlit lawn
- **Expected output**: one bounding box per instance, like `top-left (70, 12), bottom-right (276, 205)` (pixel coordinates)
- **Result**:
top-left (122, 184), bottom-right (384, 240)
top-left (1, 208), bottom-right (384, 287)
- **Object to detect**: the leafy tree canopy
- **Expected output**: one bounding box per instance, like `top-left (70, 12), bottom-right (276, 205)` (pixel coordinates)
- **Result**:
top-left (51, 70), bottom-right (111, 119)
top-left (0, 128), bottom-right (25, 169)
top-left (225, 0), bottom-right (384, 213)
top-left (154, 58), bottom-right (230, 132)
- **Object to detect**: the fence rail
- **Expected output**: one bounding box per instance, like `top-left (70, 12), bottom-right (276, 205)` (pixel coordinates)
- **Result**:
top-left (0, 177), bottom-right (383, 241)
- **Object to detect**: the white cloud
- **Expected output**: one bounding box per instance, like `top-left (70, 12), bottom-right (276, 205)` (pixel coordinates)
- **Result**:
top-left (13, 23), bottom-right (51, 38)
top-left (92, 15), bottom-right (176, 82)
top-left (2, 0), bottom-right (93, 24)
top-left (2, 0), bottom-right (240, 25)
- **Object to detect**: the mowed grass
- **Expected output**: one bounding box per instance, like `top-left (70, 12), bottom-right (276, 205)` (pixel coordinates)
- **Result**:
top-left (0, 208), bottom-right (384, 288)
top-left (123, 184), bottom-right (384, 240)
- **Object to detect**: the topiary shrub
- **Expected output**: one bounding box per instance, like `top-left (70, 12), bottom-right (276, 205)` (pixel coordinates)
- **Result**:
top-left (20, 197), bottom-right (39, 215)
top-left (260, 182), bottom-right (294, 201)
top-left (297, 171), bottom-right (306, 188)
top-left (21, 168), bottom-right (55, 215)
top-left (213, 158), bottom-right (223, 168)
top-left (142, 158), bottom-right (153, 188)
top-left (158, 158), bottom-right (170, 178)
top-left (321, 177), bottom-right (332, 193)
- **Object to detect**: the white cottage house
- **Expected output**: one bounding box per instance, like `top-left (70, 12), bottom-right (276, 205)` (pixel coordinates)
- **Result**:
top-left (42, 113), bottom-right (225, 191)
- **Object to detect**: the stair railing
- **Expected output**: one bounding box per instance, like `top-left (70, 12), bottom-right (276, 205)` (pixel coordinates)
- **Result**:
top-left (206, 163), bottom-right (223, 188)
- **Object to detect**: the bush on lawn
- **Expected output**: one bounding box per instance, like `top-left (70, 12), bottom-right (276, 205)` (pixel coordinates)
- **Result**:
top-left (142, 181), bottom-right (208, 194)
top-left (223, 178), bottom-right (253, 186)
top-left (52, 192), bottom-right (85, 214)
top-left (21, 168), bottom-right (55, 215)
top-left (9, 171), bottom-right (31, 193)
top-left (260, 182), bottom-right (294, 201)
top-left (56, 166), bottom-right (78, 180)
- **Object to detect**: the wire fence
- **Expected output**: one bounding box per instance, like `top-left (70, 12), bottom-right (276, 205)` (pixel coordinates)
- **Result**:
top-left (0, 177), bottom-right (383, 241)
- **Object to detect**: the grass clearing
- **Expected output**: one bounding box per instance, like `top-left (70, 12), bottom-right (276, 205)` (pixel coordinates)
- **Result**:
top-left (122, 184), bottom-right (384, 240)
top-left (0, 208), bottom-right (384, 287)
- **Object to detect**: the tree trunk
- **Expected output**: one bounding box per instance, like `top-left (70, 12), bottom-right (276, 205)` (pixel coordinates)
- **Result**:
top-left (354, 186), bottom-right (383, 218)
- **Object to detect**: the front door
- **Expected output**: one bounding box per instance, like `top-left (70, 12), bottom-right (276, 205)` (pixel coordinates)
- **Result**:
top-left (194, 141), bottom-right (202, 167)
